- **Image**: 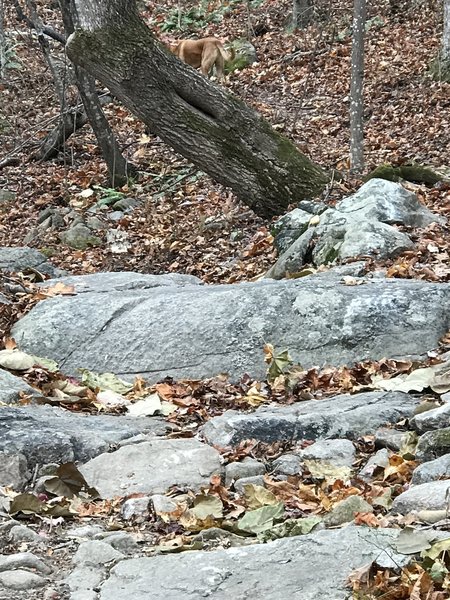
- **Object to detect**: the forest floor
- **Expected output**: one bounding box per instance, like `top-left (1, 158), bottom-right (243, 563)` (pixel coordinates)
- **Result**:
top-left (1, 0), bottom-right (450, 284)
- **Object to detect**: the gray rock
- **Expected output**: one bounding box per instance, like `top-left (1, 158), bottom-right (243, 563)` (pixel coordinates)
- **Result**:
top-left (8, 525), bottom-right (41, 543)
top-left (12, 274), bottom-right (450, 383)
top-left (108, 211), bottom-right (124, 221)
top-left (411, 454), bottom-right (450, 484)
top-left (0, 404), bottom-right (167, 469)
top-left (38, 271), bottom-right (201, 294)
top-left (0, 452), bottom-right (29, 489)
top-left (336, 178), bottom-right (444, 227)
top-left (271, 453), bottom-right (303, 476)
top-left (98, 527), bottom-right (404, 600)
top-left (415, 428), bottom-right (450, 461)
top-left (323, 495), bottom-right (373, 527)
top-left (66, 525), bottom-right (105, 540)
top-left (80, 439), bottom-right (222, 498)
top-left (73, 541), bottom-right (124, 567)
top-left (113, 198), bottom-right (140, 211)
top-left (392, 480), bottom-right (450, 514)
top-left (121, 496), bottom-right (152, 521)
top-left (230, 38), bottom-right (258, 65)
top-left (375, 427), bottom-right (408, 451)
top-left (59, 223), bottom-right (102, 249)
top-left (234, 475), bottom-right (266, 493)
top-left (300, 439), bottom-right (355, 467)
top-left (201, 391), bottom-right (420, 447)
top-left (150, 495), bottom-right (177, 515)
top-left (0, 569), bottom-right (46, 589)
top-left (359, 448), bottom-right (390, 481)
top-left (86, 216), bottom-right (106, 231)
top-left (65, 565), bottom-right (105, 594)
top-left (411, 403), bottom-right (450, 432)
top-left (94, 532), bottom-right (139, 554)
top-left (0, 552), bottom-right (52, 574)
top-left (225, 458), bottom-right (265, 486)
top-left (0, 247), bottom-right (61, 277)
top-left (272, 208), bottom-right (314, 254)
top-left (266, 179), bottom-right (444, 279)
top-left (0, 190), bottom-right (16, 203)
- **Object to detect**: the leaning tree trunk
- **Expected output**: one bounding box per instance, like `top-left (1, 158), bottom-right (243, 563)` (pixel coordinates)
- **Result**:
top-left (349, 0), bottom-right (366, 174)
top-left (67, 0), bottom-right (328, 218)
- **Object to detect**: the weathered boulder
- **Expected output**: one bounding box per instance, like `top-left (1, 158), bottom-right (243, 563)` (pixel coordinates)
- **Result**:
top-left (11, 273), bottom-right (450, 383)
top-left (200, 391), bottom-right (420, 447)
top-left (411, 454), bottom-right (450, 484)
top-left (0, 405), bottom-right (167, 470)
top-left (392, 480), bottom-right (450, 514)
top-left (80, 439), bottom-right (222, 498)
top-left (415, 427), bottom-right (450, 461)
top-left (97, 527), bottom-right (404, 600)
top-left (267, 178), bottom-right (445, 279)
top-left (411, 403), bottom-right (450, 433)
top-left (0, 247), bottom-right (62, 277)
top-left (38, 271), bottom-right (201, 294)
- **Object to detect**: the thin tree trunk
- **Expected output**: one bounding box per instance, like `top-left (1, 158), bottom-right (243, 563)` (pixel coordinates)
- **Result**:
top-left (33, 93), bottom-right (113, 161)
top-left (67, 0), bottom-right (328, 218)
top-left (349, 0), bottom-right (366, 174)
top-left (0, 0), bottom-right (6, 80)
top-left (443, 0), bottom-right (450, 62)
top-left (60, 0), bottom-right (135, 187)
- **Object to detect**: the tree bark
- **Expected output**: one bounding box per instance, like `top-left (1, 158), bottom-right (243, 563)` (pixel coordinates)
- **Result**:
top-left (67, 0), bottom-right (328, 218)
top-left (0, 0), bottom-right (5, 80)
top-left (349, 0), bottom-right (366, 174)
top-left (60, 0), bottom-right (135, 187)
top-left (443, 0), bottom-right (450, 62)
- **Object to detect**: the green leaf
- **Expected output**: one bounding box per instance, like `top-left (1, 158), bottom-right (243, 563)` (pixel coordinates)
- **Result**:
top-left (421, 537), bottom-right (450, 561)
top-left (79, 369), bottom-right (133, 394)
top-left (258, 516), bottom-right (322, 542)
top-left (237, 502), bottom-right (284, 534)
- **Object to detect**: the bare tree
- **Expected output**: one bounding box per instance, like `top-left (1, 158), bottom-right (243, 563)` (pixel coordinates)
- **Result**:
top-left (349, 0), bottom-right (366, 174)
top-left (0, 0), bottom-right (6, 80)
top-left (66, 0), bottom-right (329, 218)
top-left (443, 0), bottom-right (450, 62)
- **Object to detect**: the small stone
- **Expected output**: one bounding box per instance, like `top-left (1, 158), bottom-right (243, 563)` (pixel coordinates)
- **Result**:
top-left (121, 496), bottom-right (151, 521)
top-left (0, 569), bottom-right (46, 589)
top-left (95, 532), bottom-right (139, 554)
top-left (359, 448), bottom-right (390, 482)
top-left (9, 525), bottom-right (41, 543)
top-left (324, 495), bottom-right (373, 527)
top-left (300, 439), bottom-right (355, 467)
top-left (415, 427), bottom-right (450, 461)
top-left (59, 223), bottom-right (102, 250)
top-left (150, 495), bottom-right (177, 515)
top-left (392, 480), bottom-right (450, 515)
top-left (66, 525), bottom-right (105, 540)
top-left (0, 452), bottom-right (29, 489)
top-left (73, 540), bottom-right (124, 567)
top-left (411, 454), bottom-right (450, 485)
top-left (0, 190), bottom-right (16, 203)
top-left (234, 475), bottom-right (266, 494)
top-left (375, 428), bottom-right (407, 451)
top-left (65, 565), bottom-right (105, 593)
top-left (411, 403), bottom-right (450, 433)
top-left (108, 211), bottom-right (124, 221)
top-left (271, 453), bottom-right (303, 476)
top-left (225, 458), bottom-right (265, 486)
top-left (0, 552), bottom-right (52, 574)
top-left (86, 216), bottom-right (106, 231)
